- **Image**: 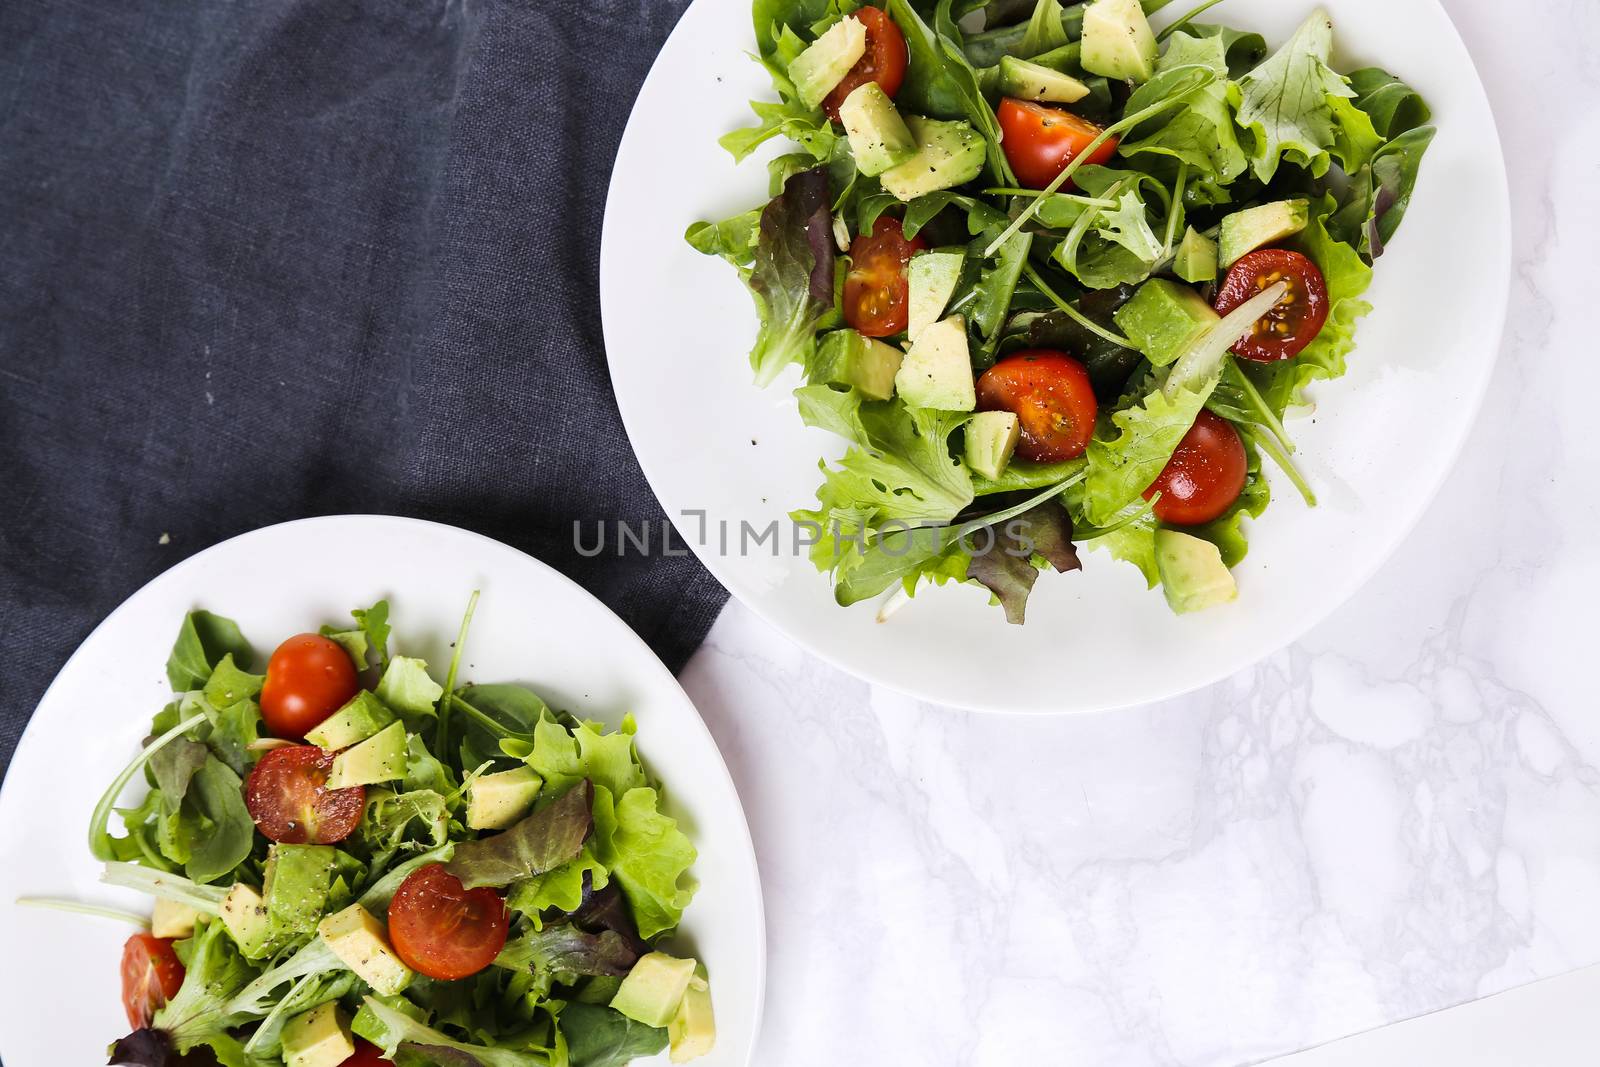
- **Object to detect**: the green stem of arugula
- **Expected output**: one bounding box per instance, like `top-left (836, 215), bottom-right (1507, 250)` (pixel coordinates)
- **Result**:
top-left (1158, 0), bottom-right (1229, 41)
top-left (1022, 263), bottom-right (1137, 349)
top-left (982, 69), bottom-right (1216, 259)
top-left (1223, 360), bottom-right (1296, 456)
top-left (983, 188), bottom-right (1119, 209)
top-left (1163, 162), bottom-right (1189, 258)
top-left (88, 711), bottom-right (209, 862)
top-left (952, 470), bottom-right (1088, 542)
top-left (1075, 493), bottom-right (1161, 540)
top-left (1248, 426), bottom-right (1317, 507)
top-left (1061, 178), bottom-right (1126, 279)
top-left (434, 589), bottom-right (481, 755)
top-left (449, 694), bottom-right (513, 741)
top-left (15, 898), bottom-right (151, 929)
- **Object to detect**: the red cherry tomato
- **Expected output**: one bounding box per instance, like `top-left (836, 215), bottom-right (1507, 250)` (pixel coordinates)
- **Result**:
top-left (975, 350), bottom-right (1099, 462)
top-left (387, 863), bottom-right (509, 981)
top-left (120, 933), bottom-right (185, 1030)
top-left (843, 216), bottom-right (925, 338)
top-left (997, 98), bottom-right (1119, 190)
top-left (822, 7), bottom-right (909, 120)
top-left (1143, 410), bottom-right (1248, 525)
top-left (243, 745), bottom-right (365, 844)
top-left (259, 633), bottom-right (359, 739)
top-left (341, 1039), bottom-right (395, 1067)
top-left (1213, 248), bottom-right (1329, 362)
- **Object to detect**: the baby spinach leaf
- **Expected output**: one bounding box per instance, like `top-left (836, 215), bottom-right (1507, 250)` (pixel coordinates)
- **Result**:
top-left (561, 1003), bottom-right (669, 1067)
top-left (445, 780), bottom-right (593, 890)
top-left (180, 757), bottom-right (255, 885)
top-left (165, 612), bottom-right (253, 693)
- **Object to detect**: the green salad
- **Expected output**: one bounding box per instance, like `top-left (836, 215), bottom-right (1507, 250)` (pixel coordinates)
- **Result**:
top-left (76, 598), bottom-right (713, 1067)
top-left (689, 0), bottom-right (1434, 621)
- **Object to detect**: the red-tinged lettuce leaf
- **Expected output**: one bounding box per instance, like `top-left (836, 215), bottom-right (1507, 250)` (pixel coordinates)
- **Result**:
top-left (746, 167), bottom-right (835, 386)
top-left (966, 501), bottom-right (1082, 624)
top-left (445, 780), bottom-right (593, 890)
top-left (571, 880), bottom-right (650, 958)
top-left (495, 920), bottom-right (639, 980)
top-left (108, 1030), bottom-right (225, 1067)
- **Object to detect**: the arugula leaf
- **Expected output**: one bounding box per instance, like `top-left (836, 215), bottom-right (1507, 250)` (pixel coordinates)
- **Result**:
top-left (166, 612), bottom-right (253, 693)
top-left (452, 683), bottom-right (550, 772)
top-left (161, 755), bottom-right (254, 885)
top-left (1183, 22), bottom-right (1267, 76)
top-left (591, 786), bottom-right (697, 940)
top-left (1119, 32), bottom-right (1247, 183)
top-left (1082, 379), bottom-right (1213, 526)
top-left (684, 209), bottom-right (761, 270)
top-left (746, 167), bottom-right (836, 386)
top-left (351, 600), bottom-right (392, 671)
top-left (1232, 9), bottom-right (1353, 182)
top-left (445, 780), bottom-right (593, 890)
top-left (560, 1003), bottom-right (669, 1067)
top-left (1020, 0), bottom-right (1071, 58)
top-left (968, 230), bottom-right (1032, 363)
top-left (885, 0), bottom-right (968, 118)
top-left (1347, 67), bottom-right (1432, 138)
top-left (965, 501), bottom-right (1082, 624)
top-left (199, 655), bottom-right (263, 711)
top-left (1329, 125), bottom-right (1435, 259)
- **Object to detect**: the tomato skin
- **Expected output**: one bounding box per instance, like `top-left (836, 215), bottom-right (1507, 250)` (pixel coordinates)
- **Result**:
top-left (244, 745), bottom-right (366, 844)
top-left (843, 216), bottom-right (926, 338)
top-left (259, 633), bottom-right (360, 739)
top-left (997, 99), bottom-right (1119, 190)
top-left (1143, 411), bottom-right (1248, 525)
top-left (822, 7), bottom-right (908, 120)
top-left (1214, 248), bottom-right (1330, 362)
top-left (120, 933), bottom-right (185, 1030)
top-left (387, 864), bottom-right (509, 981)
top-left (341, 1040), bottom-right (395, 1067)
top-left (975, 350), bottom-right (1099, 462)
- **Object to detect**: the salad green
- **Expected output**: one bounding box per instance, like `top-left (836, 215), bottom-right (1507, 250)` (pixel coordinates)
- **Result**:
top-left (68, 599), bottom-right (713, 1067)
top-left (691, 0), bottom-right (1434, 621)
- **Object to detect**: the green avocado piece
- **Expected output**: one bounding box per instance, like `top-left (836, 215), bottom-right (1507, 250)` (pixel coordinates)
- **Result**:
top-left (1113, 279), bottom-right (1221, 367)
top-left (326, 720), bottom-right (407, 789)
top-left (996, 56), bottom-right (1090, 104)
top-left (1080, 0), bottom-right (1158, 83)
top-left (788, 17), bottom-right (866, 110)
top-left (466, 765), bottom-right (544, 831)
top-left (1218, 199), bottom-right (1311, 269)
top-left (964, 411), bottom-right (1020, 480)
top-left (894, 316), bottom-right (975, 411)
top-left (612, 952), bottom-right (697, 1029)
top-left (281, 1003), bottom-right (354, 1067)
top-left (907, 250), bottom-right (965, 342)
top-left (880, 116), bottom-right (986, 202)
top-left (305, 690), bottom-right (396, 751)
top-left (1155, 529), bottom-right (1238, 613)
top-left (263, 844), bottom-right (336, 940)
top-left (1173, 227), bottom-right (1220, 283)
top-left (219, 883), bottom-right (275, 959)
top-left (813, 329), bottom-right (905, 400)
top-left (668, 965), bottom-right (716, 1064)
top-left (838, 82), bottom-right (916, 177)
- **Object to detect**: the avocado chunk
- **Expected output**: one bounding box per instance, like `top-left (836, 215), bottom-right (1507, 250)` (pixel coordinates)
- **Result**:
top-left (907, 250), bottom-right (965, 343)
top-left (1081, 0), bottom-right (1159, 83)
top-left (327, 720), bottom-right (407, 789)
top-left (319, 902), bottom-right (414, 996)
top-left (611, 951), bottom-right (698, 1029)
top-left (895, 315), bottom-right (976, 411)
top-left (466, 765), bottom-right (544, 831)
top-left (1218, 199), bottom-right (1310, 269)
top-left (264, 844), bottom-right (336, 939)
top-left (788, 16), bottom-right (867, 110)
top-left (964, 411), bottom-right (1021, 480)
top-left (1172, 227), bottom-right (1219, 283)
top-left (282, 1002), bottom-right (355, 1067)
top-left (1113, 279), bottom-right (1221, 367)
top-left (152, 898), bottom-right (199, 939)
top-left (838, 83), bottom-right (916, 176)
top-left (305, 690), bottom-right (396, 751)
top-left (219, 882), bottom-right (274, 959)
top-left (668, 965), bottom-right (716, 1064)
top-left (880, 116), bottom-right (986, 202)
top-left (996, 56), bottom-right (1090, 104)
top-left (813, 329), bottom-right (905, 400)
top-left (1155, 529), bottom-right (1238, 613)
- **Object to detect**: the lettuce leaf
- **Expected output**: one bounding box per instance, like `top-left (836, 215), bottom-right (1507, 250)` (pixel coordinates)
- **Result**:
top-left (965, 501), bottom-right (1081, 624)
top-left (444, 780), bottom-right (593, 890)
top-left (1119, 32), bottom-right (1247, 183)
top-left (1232, 9), bottom-right (1353, 182)
top-left (1081, 380), bottom-right (1213, 526)
top-left (746, 167), bottom-right (836, 386)
top-left (591, 786), bottom-right (697, 941)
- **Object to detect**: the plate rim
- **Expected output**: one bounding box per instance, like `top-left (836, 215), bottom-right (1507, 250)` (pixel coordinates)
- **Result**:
top-left (599, 0), bottom-right (1512, 714)
top-left (0, 513), bottom-right (767, 1066)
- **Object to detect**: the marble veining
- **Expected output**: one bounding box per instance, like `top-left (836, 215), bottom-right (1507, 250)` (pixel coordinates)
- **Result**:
top-left (677, 1), bottom-right (1600, 1062)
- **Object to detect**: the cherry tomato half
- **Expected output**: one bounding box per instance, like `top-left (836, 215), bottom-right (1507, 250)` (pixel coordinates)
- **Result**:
top-left (843, 216), bottom-right (925, 338)
top-left (244, 744), bottom-right (365, 844)
top-left (387, 863), bottom-right (509, 981)
top-left (341, 1039), bottom-right (395, 1067)
top-left (120, 933), bottom-right (185, 1030)
top-left (822, 7), bottom-right (909, 120)
top-left (976, 350), bottom-right (1098, 462)
top-left (1213, 248), bottom-right (1329, 362)
top-left (997, 98), bottom-right (1119, 190)
top-left (1143, 410), bottom-right (1247, 525)
top-left (259, 633), bottom-right (360, 739)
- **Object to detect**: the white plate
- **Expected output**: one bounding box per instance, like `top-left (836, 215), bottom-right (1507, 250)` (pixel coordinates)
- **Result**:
top-left (600, 0), bottom-right (1510, 713)
top-left (0, 516), bottom-right (764, 1066)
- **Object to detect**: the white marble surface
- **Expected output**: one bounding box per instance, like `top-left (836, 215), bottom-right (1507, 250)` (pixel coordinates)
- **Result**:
top-left (677, 2), bottom-right (1600, 1063)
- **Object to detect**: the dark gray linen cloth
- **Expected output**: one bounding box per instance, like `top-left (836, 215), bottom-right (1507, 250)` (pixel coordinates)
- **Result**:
top-left (0, 0), bottom-right (723, 782)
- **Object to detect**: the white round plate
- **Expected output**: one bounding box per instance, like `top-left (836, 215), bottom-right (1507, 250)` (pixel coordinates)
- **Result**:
top-left (0, 516), bottom-right (764, 1066)
top-left (601, 0), bottom-right (1509, 713)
